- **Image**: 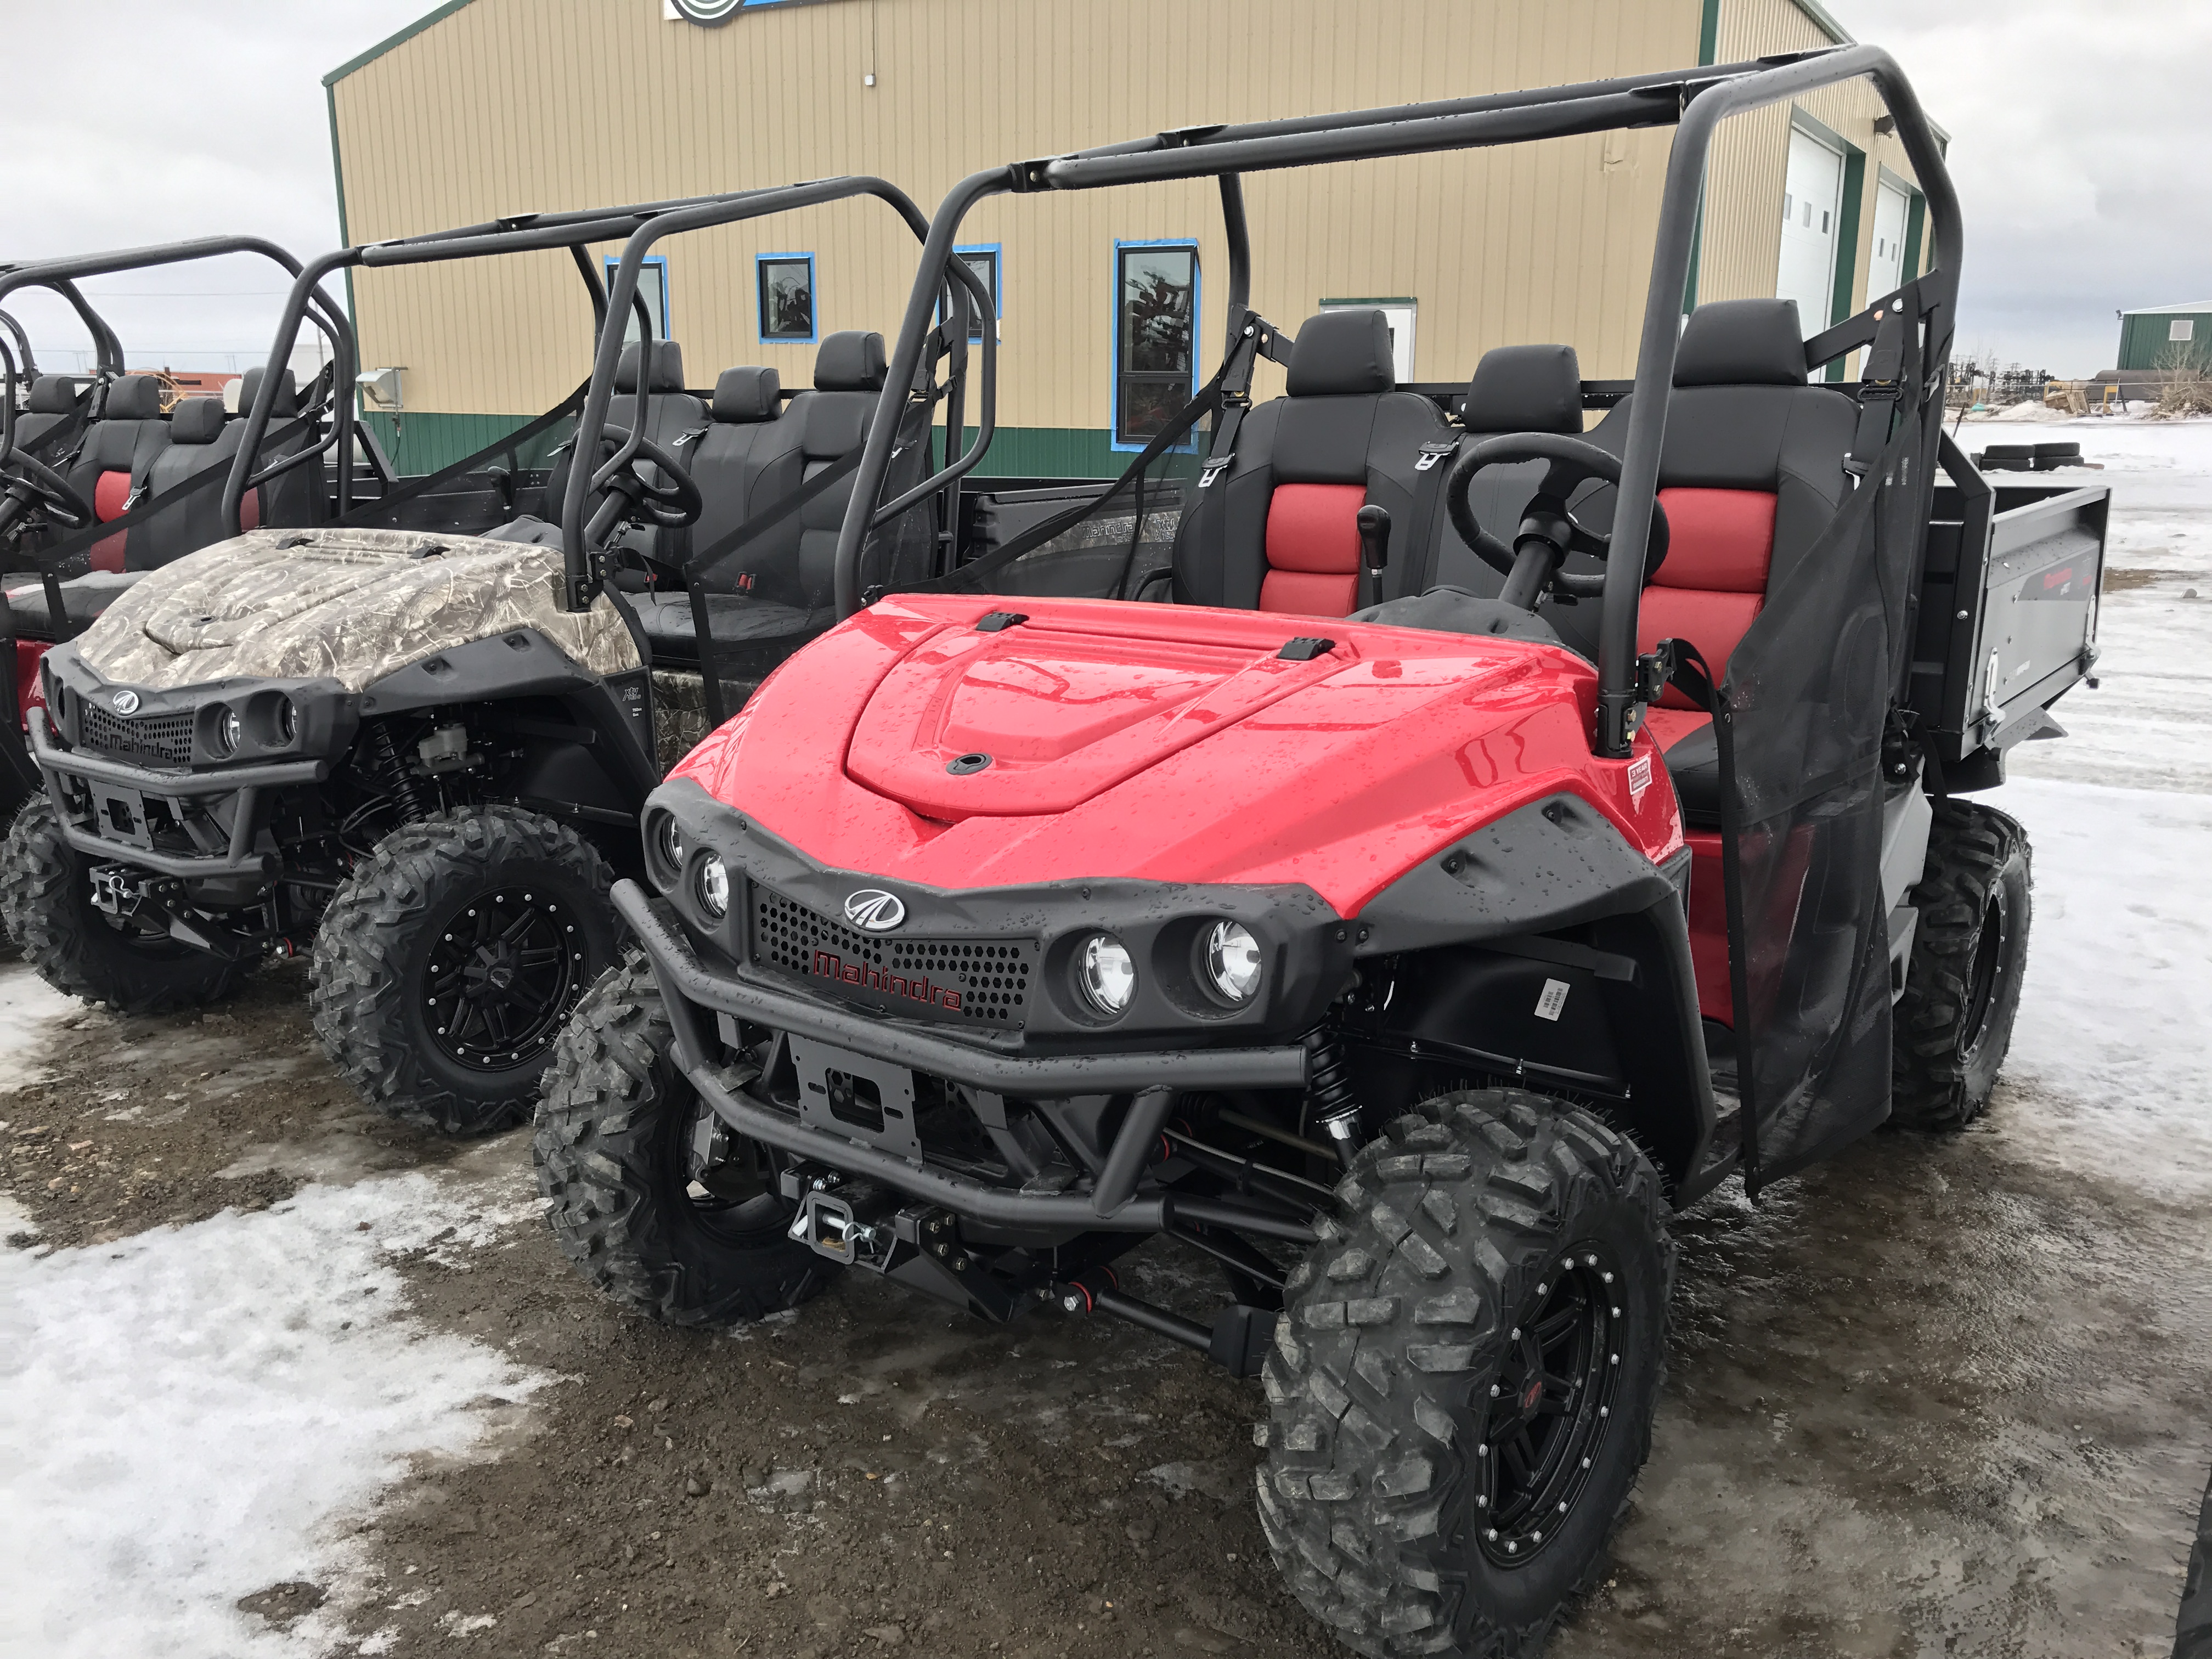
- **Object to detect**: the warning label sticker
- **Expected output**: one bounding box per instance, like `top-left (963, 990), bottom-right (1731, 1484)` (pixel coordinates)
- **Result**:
top-left (1534, 978), bottom-right (1570, 1022)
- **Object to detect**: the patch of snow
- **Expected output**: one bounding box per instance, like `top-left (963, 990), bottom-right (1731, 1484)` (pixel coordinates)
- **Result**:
top-left (1976, 400), bottom-right (2074, 424)
top-left (1991, 777), bottom-right (2212, 1199)
top-left (0, 965), bottom-right (81, 1096)
top-left (0, 1174), bottom-right (545, 1658)
top-left (0, 1191), bottom-right (41, 1242)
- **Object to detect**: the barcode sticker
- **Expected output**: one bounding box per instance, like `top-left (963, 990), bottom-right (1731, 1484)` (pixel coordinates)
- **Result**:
top-left (1535, 979), bottom-right (1570, 1022)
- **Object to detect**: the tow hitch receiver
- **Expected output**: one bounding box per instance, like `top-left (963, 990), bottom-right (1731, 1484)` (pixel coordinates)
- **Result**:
top-left (89, 864), bottom-right (149, 918)
top-left (787, 1182), bottom-right (900, 1268)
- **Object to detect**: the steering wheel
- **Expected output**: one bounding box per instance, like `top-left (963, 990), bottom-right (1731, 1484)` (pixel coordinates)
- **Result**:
top-left (588, 426), bottom-right (703, 529)
top-left (1, 449), bottom-right (97, 531)
top-left (1443, 433), bottom-right (1669, 605)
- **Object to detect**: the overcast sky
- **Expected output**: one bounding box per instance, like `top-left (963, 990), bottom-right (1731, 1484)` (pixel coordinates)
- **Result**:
top-left (0, 0), bottom-right (2202, 377)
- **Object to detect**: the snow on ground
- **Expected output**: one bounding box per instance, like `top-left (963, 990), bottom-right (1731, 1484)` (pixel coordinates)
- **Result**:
top-left (0, 978), bottom-right (547, 1657)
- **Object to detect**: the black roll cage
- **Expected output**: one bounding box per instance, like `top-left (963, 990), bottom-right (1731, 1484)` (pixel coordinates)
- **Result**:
top-left (0, 238), bottom-right (319, 466)
top-left (836, 44), bottom-right (1962, 758)
top-left (566, 175), bottom-right (992, 610)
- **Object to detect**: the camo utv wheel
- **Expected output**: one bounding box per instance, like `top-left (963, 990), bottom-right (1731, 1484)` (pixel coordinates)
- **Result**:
top-left (0, 795), bottom-right (249, 1013)
top-left (311, 806), bottom-right (620, 1136)
top-left (1259, 1090), bottom-right (1673, 1659)
top-left (534, 957), bottom-right (822, 1327)
top-left (1891, 799), bottom-right (2032, 1131)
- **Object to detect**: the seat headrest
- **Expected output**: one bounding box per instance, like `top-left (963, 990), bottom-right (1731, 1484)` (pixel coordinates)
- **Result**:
top-left (1675, 299), bottom-right (1808, 387)
top-left (170, 396), bottom-right (227, 444)
top-left (713, 366), bottom-right (782, 422)
top-left (616, 340), bottom-right (686, 394)
top-left (240, 365), bottom-right (298, 417)
top-left (105, 375), bottom-right (165, 421)
top-left (1462, 344), bottom-right (1583, 436)
top-left (1286, 309), bottom-right (1396, 397)
top-left (26, 375), bottom-right (81, 415)
top-left (814, 331), bottom-right (887, 392)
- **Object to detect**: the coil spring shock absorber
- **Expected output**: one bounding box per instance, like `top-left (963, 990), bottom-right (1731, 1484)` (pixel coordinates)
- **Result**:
top-left (1304, 1028), bottom-right (1363, 1169)
top-left (369, 719), bottom-right (433, 824)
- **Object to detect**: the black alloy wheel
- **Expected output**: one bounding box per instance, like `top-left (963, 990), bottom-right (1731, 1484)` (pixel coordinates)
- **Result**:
top-left (423, 885), bottom-right (586, 1071)
top-left (1476, 1247), bottom-right (1622, 1565)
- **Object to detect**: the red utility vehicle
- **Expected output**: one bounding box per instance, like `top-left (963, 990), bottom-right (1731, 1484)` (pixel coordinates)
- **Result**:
top-left (537, 47), bottom-right (2106, 1657)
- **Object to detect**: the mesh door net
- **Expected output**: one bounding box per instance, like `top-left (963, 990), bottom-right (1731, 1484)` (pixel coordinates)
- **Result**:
top-left (1701, 297), bottom-right (1932, 1189)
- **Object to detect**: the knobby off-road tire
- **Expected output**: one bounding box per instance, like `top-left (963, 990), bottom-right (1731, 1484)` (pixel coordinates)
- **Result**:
top-left (534, 958), bottom-right (822, 1327)
top-left (1259, 1090), bottom-right (1674, 1659)
top-left (0, 795), bottom-right (248, 1013)
top-left (311, 805), bottom-right (620, 1136)
top-left (1891, 799), bottom-right (2032, 1131)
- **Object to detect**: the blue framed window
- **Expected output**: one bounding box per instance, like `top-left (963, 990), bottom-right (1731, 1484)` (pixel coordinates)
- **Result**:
top-left (756, 252), bottom-right (817, 344)
top-left (605, 255), bottom-right (669, 345)
top-left (1111, 239), bottom-right (1200, 450)
top-left (947, 244), bottom-right (1001, 340)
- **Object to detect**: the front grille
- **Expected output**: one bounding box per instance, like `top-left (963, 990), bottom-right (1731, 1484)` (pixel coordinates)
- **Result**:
top-left (752, 887), bottom-right (1035, 1029)
top-left (76, 702), bottom-right (194, 765)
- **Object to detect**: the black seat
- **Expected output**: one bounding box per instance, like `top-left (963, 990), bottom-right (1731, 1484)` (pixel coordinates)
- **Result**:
top-left (65, 374), bottom-right (171, 572)
top-left (1171, 308), bottom-right (1447, 616)
top-left (547, 340), bottom-right (710, 560)
top-left (12, 375), bottom-right (89, 457)
top-left (227, 365), bottom-right (324, 535)
top-left (1598, 298), bottom-right (1857, 825)
top-left (634, 331), bottom-right (910, 678)
top-left (686, 366), bottom-right (800, 559)
top-left (1367, 342), bottom-right (1590, 650)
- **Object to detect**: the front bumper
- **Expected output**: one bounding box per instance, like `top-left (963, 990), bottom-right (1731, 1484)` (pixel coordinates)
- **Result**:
top-left (619, 881), bottom-right (1319, 1240)
top-left (29, 706), bottom-right (333, 878)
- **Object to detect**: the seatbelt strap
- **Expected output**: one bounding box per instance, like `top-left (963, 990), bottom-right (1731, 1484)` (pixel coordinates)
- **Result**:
top-left (1399, 438), bottom-right (1463, 596)
top-left (1844, 300), bottom-right (1910, 486)
top-left (1195, 313), bottom-right (1286, 489)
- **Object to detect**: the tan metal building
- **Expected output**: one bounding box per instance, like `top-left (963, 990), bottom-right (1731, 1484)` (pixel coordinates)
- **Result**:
top-left (326, 0), bottom-right (1938, 475)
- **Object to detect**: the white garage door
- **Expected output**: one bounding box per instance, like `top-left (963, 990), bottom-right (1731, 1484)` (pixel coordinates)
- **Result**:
top-left (1778, 126), bottom-right (1843, 340)
top-left (1867, 179), bottom-right (1909, 302)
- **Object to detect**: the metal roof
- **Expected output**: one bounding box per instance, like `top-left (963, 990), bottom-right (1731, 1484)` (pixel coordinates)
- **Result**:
top-left (2121, 301), bottom-right (2212, 315)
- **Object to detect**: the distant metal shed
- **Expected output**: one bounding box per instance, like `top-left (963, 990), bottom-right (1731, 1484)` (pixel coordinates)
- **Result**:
top-left (2117, 302), bottom-right (2212, 371)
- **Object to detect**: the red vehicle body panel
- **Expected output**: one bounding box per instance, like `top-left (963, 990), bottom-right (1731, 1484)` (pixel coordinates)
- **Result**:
top-left (15, 638), bottom-right (49, 729)
top-left (673, 595), bottom-right (1686, 929)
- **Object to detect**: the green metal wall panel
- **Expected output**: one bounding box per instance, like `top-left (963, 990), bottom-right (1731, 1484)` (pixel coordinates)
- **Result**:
top-left (362, 410), bottom-right (537, 477)
top-left (2119, 313), bottom-right (2211, 371)
top-left (933, 427), bottom-right (1128, 479)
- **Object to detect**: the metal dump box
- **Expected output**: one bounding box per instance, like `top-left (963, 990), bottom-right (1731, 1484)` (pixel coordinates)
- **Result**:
top-left (1911, 432), bottom-right (2110, 770)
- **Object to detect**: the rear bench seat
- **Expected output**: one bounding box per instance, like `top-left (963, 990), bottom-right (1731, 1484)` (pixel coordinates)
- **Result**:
top-left (11, 375), bottom-right (90, 457)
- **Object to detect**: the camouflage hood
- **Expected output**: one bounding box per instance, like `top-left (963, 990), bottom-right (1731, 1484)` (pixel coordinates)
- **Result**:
top-left (70, 526), bottom-right (642, 693)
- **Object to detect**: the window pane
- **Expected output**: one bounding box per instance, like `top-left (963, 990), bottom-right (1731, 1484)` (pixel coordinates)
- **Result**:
top-left (2173, 319), bottom-right (2196, 342)
top-left (759, 258), bottom-right (813, 340)
top-left (1121, 249), bottom-right (1194, 373)
top-left (958, 250), bottom-right (997, 338)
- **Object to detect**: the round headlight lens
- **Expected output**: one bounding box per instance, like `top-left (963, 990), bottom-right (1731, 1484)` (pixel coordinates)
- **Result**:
top-left (1076, 932), bottom-right (1137, 1017)
top-left (652, 812), bottom-right (684, 872)
top-left (1203, 921), bottom-right (1263, 1004)
top-left (696, 854), bottom-right (730, 919)
top-left (214, 705), bottom-right (241, 755)
top-left (274, 695), bottom-right (297, 743)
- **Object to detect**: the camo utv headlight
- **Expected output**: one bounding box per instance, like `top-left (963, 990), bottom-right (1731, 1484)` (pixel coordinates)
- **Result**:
top-left (1076, 932), bottom-right (1137, 1017)
top-left (1201, 921), bottom-right (1263, 1005)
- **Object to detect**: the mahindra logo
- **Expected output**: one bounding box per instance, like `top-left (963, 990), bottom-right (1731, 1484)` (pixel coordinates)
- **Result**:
top-left (843, 889), bottom-right (906, 933)
top-left (111, 690), bottom-right (140, 715)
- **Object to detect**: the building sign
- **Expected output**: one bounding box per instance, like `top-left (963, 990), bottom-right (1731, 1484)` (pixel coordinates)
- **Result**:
top-left (664, 0), bottom-right (839, 24)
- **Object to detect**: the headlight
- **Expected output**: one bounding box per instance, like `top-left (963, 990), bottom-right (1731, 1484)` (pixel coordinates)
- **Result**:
top-left (1076, 932), bottom-right (1136, 1017)
top-left (212, 704), bottom-right (240, 755)
top-left (273, 695), bottom-right (296, 744)
top-left (695, 854), bottom-right (730, 919)
top-left (1202, 921), bottom-right (1263, 1004)
top-left (648, 811), bottom-right (684, 890)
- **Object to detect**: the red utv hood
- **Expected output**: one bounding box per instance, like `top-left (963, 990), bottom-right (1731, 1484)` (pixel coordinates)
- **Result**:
top-left (674, 596), bottom-right (1680, 918)
top-left (844, 614), bottom-right (1349, 819)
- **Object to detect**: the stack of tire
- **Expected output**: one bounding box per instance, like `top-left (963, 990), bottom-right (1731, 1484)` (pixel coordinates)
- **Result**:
top-left (1972, 441), bottom-right (2082, 473)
